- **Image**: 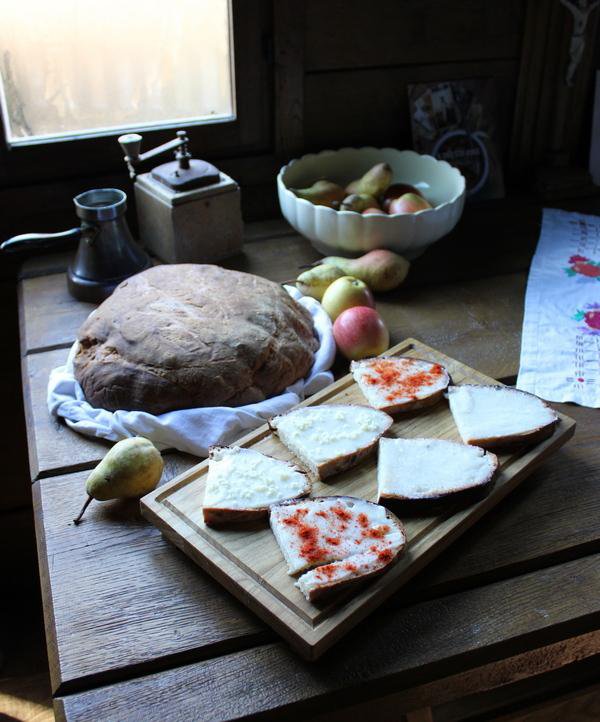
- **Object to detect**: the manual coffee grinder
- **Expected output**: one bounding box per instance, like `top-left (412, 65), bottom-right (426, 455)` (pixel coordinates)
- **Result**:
top-left (118, 130), bottom-right (243, 264)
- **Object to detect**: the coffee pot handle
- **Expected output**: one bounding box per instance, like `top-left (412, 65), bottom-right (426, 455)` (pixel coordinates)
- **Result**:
top-left (1, 227), bottom-right (82, 252)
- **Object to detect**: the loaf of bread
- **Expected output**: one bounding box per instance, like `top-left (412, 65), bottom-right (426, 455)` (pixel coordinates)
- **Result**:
top-left (73, 264), bottom-right (318, 413)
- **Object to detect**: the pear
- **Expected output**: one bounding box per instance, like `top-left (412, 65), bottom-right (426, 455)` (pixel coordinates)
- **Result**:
top-left (295, 265), bottom-right (345, 300)
top-left (315, 249), bottom-right (410, 292)
top-left (340, 193), bottom-right (380, 213)
top-left (73, 437), bottom-right (164, 524)
top-left (345, 178), bottom-right (361, 194)
top-left (290, 180), bottom-right (346, 208)
top-left (355, 162), bottom-right (393, 197)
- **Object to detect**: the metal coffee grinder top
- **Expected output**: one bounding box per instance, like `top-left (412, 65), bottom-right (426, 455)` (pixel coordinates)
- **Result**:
top-left (1, 187), bottom-right (151, 303)
top-left (119, 130), bottom-right (243, 265)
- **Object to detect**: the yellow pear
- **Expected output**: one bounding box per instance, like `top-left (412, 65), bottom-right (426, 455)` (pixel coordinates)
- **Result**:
top-left (355, 162), bottom-right (393, 197)
top-left (315, 249), bottom-right (410, 292)
top-left (295, 265), bottom-right (345, 300)
top-left (340, 193), bottom-right (379, 212)
top-left (73, 437), bottom-right (164, 524)
top-left (290, 180), bottom-right (346, 208)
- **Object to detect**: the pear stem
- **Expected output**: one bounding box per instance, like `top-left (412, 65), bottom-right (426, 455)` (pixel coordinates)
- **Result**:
top-left (73, 495), bottom-right (93, 525)
top-left (298, 262), bottom-right (318, 270)
top-left (280, 279), bottom-right (298, 286)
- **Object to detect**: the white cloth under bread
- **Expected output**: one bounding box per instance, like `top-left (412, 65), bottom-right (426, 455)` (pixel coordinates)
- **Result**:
top-left (47, 287), bottom-right (336, 457)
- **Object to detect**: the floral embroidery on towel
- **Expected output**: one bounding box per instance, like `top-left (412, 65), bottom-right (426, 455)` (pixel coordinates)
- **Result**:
top-left (564, 255), bottom-right (600, 280)
top-left (573, 303), bottom-right (600, 335)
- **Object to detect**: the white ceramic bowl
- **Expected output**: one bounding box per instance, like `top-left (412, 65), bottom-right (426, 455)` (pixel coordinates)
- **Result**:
top-left (277, 147), bottom-right (466, 258)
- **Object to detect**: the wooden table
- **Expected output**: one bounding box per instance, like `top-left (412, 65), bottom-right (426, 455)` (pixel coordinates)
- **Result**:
top-left (19, 219), bottom-right (600, 721)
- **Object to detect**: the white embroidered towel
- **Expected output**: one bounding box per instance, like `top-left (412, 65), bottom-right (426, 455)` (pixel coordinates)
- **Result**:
top-left (517, 208), bottom-right (600, 408)
top-left (47, 287), bottom-right (336, 456)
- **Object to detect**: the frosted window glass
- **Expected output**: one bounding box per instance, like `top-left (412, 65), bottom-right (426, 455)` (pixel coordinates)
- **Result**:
top-left (0, 0), bottom-right (235, 143)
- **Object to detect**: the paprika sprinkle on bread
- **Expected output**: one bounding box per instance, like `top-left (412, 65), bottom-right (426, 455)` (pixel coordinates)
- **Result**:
top-left (270, 496), bottom-right (405, 601)
top-left (351, 356), bottom-right (450, 413)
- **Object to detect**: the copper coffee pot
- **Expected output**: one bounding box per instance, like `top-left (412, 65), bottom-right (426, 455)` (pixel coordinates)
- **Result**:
top-left (1, 188), bottom-right (151, 302)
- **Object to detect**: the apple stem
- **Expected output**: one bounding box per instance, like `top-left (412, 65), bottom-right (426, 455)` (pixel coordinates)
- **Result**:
top-left (73, 495), bottom-right (93, 526)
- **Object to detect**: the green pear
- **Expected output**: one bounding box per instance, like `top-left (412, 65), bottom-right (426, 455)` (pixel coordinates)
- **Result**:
top-left (315, 249), bottom-right (410, 292)
top-left (73, 437), bottom-right (164, 524)
top-left (355, 162), bottom-right (393, 197)
top-left (290, 180), bottom-right (346, 208)
top-left (340, 193), bottom-right (380, 212)
top-left (295, 265), bottom-right (345, 300)
top-left (345, 178), bottom-right (361, 194)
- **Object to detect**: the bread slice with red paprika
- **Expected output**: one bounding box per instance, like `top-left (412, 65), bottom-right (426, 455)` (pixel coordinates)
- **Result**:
top-left (269, 496), bottom-right (406, 602)
top-left (296, 548), bottom-right (398, 603)
top-left (351, 357), bottom-right (450, 414)
top-left (268, 405), bottom-right (393, 480)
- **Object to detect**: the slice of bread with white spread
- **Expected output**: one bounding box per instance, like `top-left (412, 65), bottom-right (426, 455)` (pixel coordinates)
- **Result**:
top-left (202, 446), bottom-right (310, 528)
top-left (351, 356), bottom-right (450, 413)
top-left (270, 496), bottom-right (406, 586)
top-left (448, 385), bottom-right (558, 450)
top-left (378, 437), bottom-right (498, 504)
top-left (269, 405), bottom-right (393, 480)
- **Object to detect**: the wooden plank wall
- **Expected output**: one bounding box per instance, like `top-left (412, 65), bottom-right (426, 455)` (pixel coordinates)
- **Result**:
top-left (301, 0), bottom-right (525, 159)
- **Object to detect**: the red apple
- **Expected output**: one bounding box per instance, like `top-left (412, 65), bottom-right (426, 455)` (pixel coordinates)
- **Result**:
top-left (362, 207), bottom-right (387, 215)
top-left (321, 276), bottom-right (375, 321)
top-left (333, 306), bottom-right (390, 360)
top-left (388, 193), bottom-right (432, 214)
top-left (381, 183), bottom-right (423, 212)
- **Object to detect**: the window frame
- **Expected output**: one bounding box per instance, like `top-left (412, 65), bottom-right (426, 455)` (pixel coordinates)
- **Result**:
top-left (0, 0), bottom-right (273, 189)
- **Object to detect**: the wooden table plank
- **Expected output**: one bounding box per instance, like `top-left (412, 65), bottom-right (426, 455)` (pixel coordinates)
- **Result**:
top-left (33, 460), bottom-right (268, 695)
top-left (54, 552), bottom-right (600, 722)
top-left (20, 274), bottom-right (94, 354)
top-left (377, 272), bottom-right (525, 383)
top-left (33, 400), bottom-right (597, 695)
top-left (24, 348), bottom-right (109, 480)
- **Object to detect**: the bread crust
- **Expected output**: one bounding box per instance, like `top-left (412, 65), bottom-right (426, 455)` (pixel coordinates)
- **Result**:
top-left (351, 356), bottom-right (450, 414)
top-left (203, 507), bottom-right (269, 529)
top-left (269, 405), bottom-right (393, 480)
top-left (303, 555), bottom-right (401, 603)
top-left (376, 387), bottom-right (446, 415)
top-left (73, 264), bottom-right (317, 413)
top-left (465, 421), bottom-right (558, 451)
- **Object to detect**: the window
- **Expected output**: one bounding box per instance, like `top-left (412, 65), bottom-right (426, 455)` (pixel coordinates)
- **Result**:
top-left (0, 0), bottom-right (235, 145)
top-left (0, 0), bottom-right (272, 190)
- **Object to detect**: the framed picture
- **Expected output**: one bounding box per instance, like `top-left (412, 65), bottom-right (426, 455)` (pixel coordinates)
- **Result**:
top-left (408, 78), bottom-right (505, 200)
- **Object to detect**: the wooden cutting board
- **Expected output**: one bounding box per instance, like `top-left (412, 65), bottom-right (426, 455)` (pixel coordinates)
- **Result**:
top-left (141, 339), bottom-right (576, 660)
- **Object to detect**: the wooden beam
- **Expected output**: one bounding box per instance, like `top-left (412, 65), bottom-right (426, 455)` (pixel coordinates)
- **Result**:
top-left (273, 0), bottom-right (305, 160)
